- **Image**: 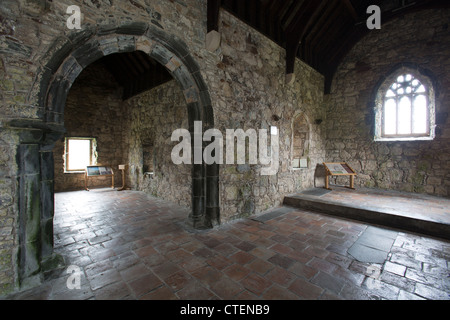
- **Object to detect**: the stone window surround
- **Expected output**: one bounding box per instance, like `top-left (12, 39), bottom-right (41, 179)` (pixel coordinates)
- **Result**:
top-left (373, 64), bottom-right (436, 142)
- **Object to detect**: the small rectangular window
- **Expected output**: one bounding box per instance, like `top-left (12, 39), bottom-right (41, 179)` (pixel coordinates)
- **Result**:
top-left (65, 137), bottom-right (97, 172)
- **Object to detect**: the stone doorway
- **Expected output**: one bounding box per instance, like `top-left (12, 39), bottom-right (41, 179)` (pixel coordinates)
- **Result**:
top-left (15, 23), bottom-right (219, 286)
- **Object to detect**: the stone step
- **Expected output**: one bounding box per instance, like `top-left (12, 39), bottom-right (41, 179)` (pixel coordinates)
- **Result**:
top-left (283, 188), bottom-right (450, 241)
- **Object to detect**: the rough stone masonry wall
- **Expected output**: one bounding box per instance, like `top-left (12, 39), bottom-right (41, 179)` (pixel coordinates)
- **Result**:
top-left (0, 0), bottom-right (210, 294)
top-left (0, 0), bottom-right (325, 294)
top-left (209, 10), bottom-right (326, 221)
top-left (0, 130), bottom-right (18, 294)
top-left (326, 9), bottom-right (450, 197)
top-left (53, 62), bottom-right (125, 192)
top-left (124, 79), bottom-right (191, 208)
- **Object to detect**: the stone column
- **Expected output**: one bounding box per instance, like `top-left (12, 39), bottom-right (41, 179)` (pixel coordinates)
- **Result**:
top-left (16, 129), bottom-right (43, 284)
top-left (39, 131), bottom-right (63, 271)
top-left (206, 163), bottom-right (220, 227)
top-left (190, 163), bottom-right (205, 229)
top-left (13, 123), bottom-right (63, 287)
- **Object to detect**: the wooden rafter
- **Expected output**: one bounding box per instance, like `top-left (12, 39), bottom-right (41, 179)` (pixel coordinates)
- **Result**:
top-left (96, 0), bottom-right (450, 99)
top-left (342, 0), bottom-right (359, 21)
top-left (207, 0), bottom-right (221, 33)
top-left (284, 0), bottom-right (327, 75)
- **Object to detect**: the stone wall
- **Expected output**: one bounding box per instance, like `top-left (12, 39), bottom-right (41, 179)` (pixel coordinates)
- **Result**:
top-left (120, 9), bottom-right (327, 221)
top-left (124, 79), bottom-right (191, 208)
top-left (210, 10), bottom-right (326, 221)
top-left (1, 0), bottom-right (449, 296)
top-left (0, 0), bottom-right (328, 293)
top-left (53, 62), bottom-right (125, 192)
top-left (325, 8), bottom-right (450, 196)
top-left (0, 130), bottom-right (18, 294)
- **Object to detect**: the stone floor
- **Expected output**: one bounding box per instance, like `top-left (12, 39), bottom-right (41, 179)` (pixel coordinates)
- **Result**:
top-left (285, 186), bottom-right (450, 240)
top-left (3, 188), bottom-right (450, 300)
top-left (309, 186), bottom-right (450, 225)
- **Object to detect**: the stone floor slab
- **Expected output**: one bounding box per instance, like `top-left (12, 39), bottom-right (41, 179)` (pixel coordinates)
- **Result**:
top-left (348, 243), bottom-right (389, 264)
top-left (2, 189), bottom-right (449, 300)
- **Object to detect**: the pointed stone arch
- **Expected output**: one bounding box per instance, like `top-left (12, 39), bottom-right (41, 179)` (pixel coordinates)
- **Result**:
top-left (372, 63), bottom-right (436, 141)
top-left (14, 23), bottom-right (219, 285)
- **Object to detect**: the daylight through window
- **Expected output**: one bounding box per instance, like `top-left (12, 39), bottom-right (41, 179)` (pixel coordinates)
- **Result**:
top-left (375, 69), bottom-right (435, 142)
top-left (65, 138), bottom-right (97, 172)
top-left (383, 74), bottom-right (428, 137)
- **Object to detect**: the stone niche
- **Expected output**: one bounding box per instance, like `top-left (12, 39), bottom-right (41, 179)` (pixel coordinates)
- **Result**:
top-left (292, 113), bottom-right (310, 169)
top-left (142, 140), bottom-right (155, 174)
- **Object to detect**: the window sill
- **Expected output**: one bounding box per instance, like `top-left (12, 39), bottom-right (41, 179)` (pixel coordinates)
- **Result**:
top-left (374, 136), bottom-right (434, 142)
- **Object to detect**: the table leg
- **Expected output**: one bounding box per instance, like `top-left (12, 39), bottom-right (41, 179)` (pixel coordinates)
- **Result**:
top-left (325, 175), bottom-right (331, 190)
top-left (118, 169), bottom-right (126, 191)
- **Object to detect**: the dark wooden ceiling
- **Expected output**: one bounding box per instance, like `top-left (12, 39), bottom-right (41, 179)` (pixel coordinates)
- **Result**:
top-left (96, 0), bottom-right (448, 99)
top-left (100, 51), bottom-right (172, 100)
top-left (210, 0), bottom-right (449, 93)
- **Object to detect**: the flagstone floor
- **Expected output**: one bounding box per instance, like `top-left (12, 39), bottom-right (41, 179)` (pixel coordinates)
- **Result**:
top-left (3, 189), bottom-right (450, 300)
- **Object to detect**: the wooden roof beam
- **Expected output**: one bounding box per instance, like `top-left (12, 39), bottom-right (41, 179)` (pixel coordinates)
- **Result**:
top-left (281, 0), bottom-right (306, 31)
top-left (300, 3), bottom-right (337, 65)
top-left (342, 0), bottom-right (359, 21)
top-left (207, 0), bottom-right (221, 33)
top-left (135, 51), bottom-right (152, 70)
top-left (207, 0), bottom-right (222, 52)
top-left (284, 1), bottom-right (327, 80)
top-left (126, 52), bottom-right (145, 75)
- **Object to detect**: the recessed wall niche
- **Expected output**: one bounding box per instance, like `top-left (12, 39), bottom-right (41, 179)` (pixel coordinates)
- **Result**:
top-left (292, 113), bottom-right (310, 169)
top-left (142, 138), bottom-right (155, 174)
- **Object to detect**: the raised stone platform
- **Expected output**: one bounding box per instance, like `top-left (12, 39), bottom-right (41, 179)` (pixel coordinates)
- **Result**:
top-left (284, 186), bottom-right (450, 241)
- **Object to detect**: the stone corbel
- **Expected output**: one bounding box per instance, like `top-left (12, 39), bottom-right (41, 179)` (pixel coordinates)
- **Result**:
top-left (206, 30), bottom-right (221, 52)
top-left (206, 0), bottom-right (221, 52)
top-left (285, 73), bottom-right (296, 85)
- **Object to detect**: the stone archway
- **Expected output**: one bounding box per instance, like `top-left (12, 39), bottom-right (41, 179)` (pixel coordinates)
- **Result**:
top-left (15, 23), bottom-right (219, 285)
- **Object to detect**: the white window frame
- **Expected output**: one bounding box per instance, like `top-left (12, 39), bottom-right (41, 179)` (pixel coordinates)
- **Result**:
top-left (374, 67), bottom-right (435, 142)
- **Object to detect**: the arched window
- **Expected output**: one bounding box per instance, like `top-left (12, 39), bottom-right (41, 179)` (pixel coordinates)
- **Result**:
top-left (374, 68), bottom-right (435, 141)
